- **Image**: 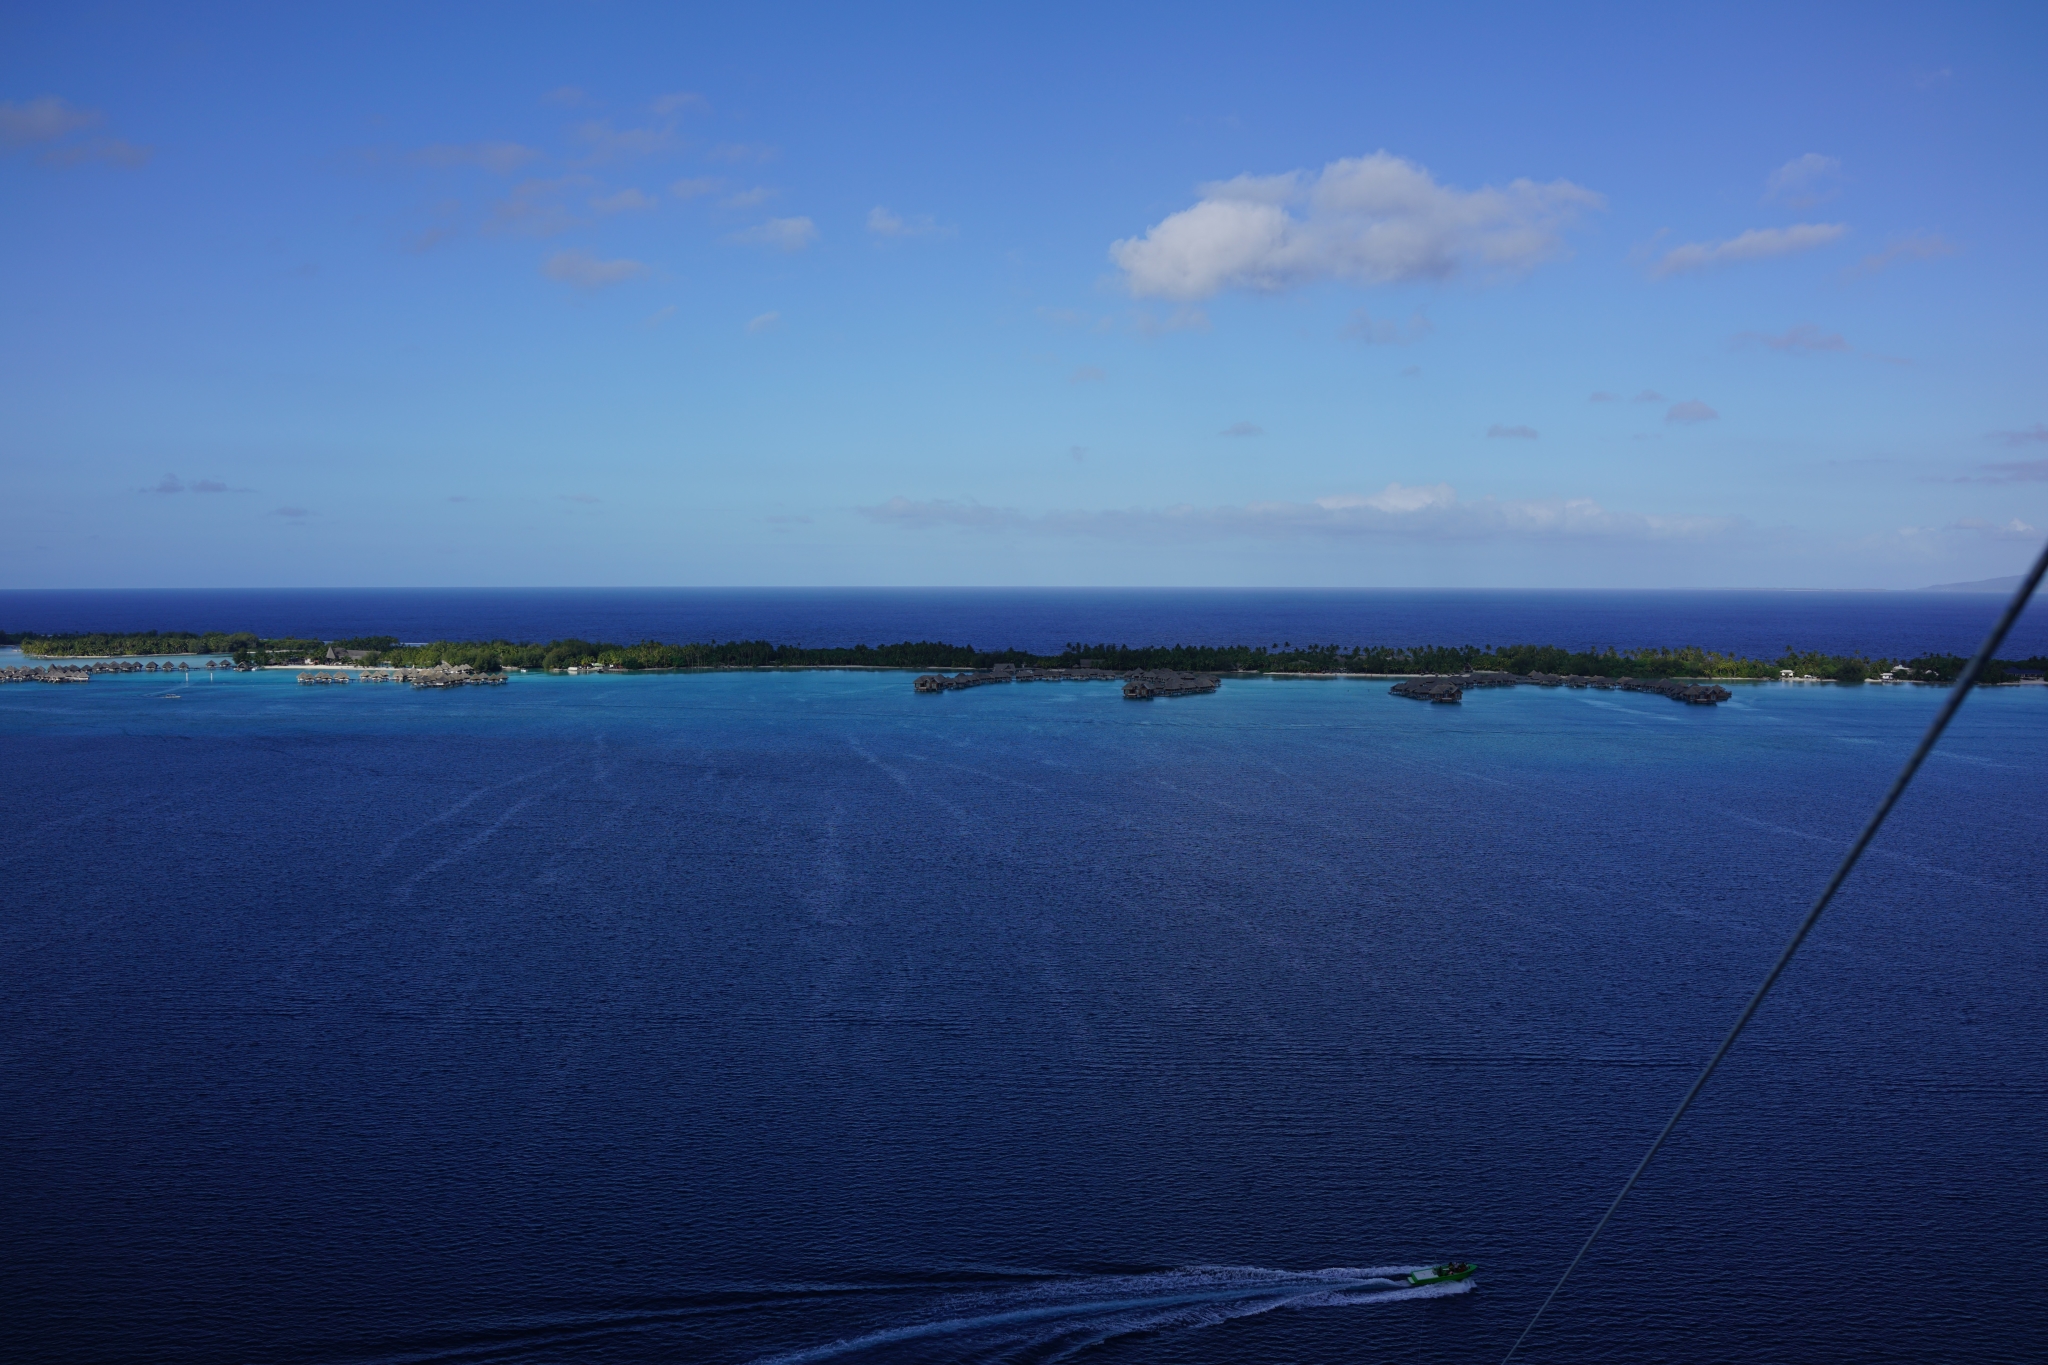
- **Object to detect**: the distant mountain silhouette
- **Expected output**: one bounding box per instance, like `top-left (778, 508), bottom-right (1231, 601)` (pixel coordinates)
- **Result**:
top-left (1924, 575), bottom-right (2027, 592)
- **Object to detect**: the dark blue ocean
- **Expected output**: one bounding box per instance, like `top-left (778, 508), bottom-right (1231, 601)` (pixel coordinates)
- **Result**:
top-left (3, 586), bottom-right (2046, 659)
top-left (4, 592), bottom-right (2046, 1363)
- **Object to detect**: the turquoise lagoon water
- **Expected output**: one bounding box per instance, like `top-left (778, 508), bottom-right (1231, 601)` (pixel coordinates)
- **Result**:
top-left (3, 667), bottom-right (2044, 1363)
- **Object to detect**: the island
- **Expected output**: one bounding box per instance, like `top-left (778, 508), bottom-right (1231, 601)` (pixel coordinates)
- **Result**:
top-left (5, 630), bottom-right (2042, 697)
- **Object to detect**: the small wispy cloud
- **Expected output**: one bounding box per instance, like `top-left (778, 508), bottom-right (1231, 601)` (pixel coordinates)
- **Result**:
top-left (1650, 223), bottom-right (1846, 278)
top-left (1, 95), bottom-right (100, 144)
top-left (650, 91), bottom-right (708, 115)
top-left (1135, 307), bottom-right (1211, 336)
top-left (670, 176), bottom-right (722, 199)
top-left (1666, 400), bottom-right (1719, 426)
top-left (708, 142), bottom-right (777, 164)
top-left (1733, 323), bottom-right (1851, 355)
top-left (416, 141), bottom-right (539, 174)
top-left (1966, 459), bottom-right (2048, 483)
top-left (1848, 231), bottom-right (1958, 277)
top-left (1342, 308), bottom-right (1434, 345)
top-left (190, 479), bottom-right (228, 494)
top-left (42, 137), bottom-right (152, 168)
top-left (1947, 517), bottom-right (2039, 540)
top-left (542, 86), bottom-right (586, 108)
top-left (1037, 307), bottom-right (1116, 332)
top-left (730, 216), bottom-right (817, 251)
top-left (867, 206), bottom-right (953, 239)
top-left (574, 119), bottom-right (678, 162)
top-left (1963, 429), bottom-right (2048, 483)
top-left (643, 304), bottom-right (676, 328)
top-left (1487, 424), bottom-right (1538, 440)
top-left (146, 473), bottom-right (183, 494)
top-left (1633, 389), bottom-right (1667, 404)
top-left (860, 482), bottom-right (1731, 544)
top-left (591, 187), bottom-right (657, 215)
top-left (542, 249), bottom-right (650, 290)
top-left (1, 96), bottom-right (152, 168)
top-left (1069, 365), bottom-right (1106, 383)
top-left (487, 174), bottom-right (595, 236)
top-left (746, 311), bottom-right (780, 334)
top-left (1763, 153), bottom-right (1843, 208)
top-left (1990, 424), bottom-right (2048, 447)
top-left (1221, 421), bottom-right (1263, 437)
top-left (720, 186), bottom-right (778, 210)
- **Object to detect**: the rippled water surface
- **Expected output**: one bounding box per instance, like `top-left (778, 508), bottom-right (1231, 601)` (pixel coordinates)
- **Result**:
top-left (4, 669), bottom-right (2044, 1363)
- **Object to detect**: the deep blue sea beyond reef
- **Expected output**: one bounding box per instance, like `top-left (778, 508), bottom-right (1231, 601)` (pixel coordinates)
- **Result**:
top-left (4, 663), bottom-right (2046, 1361)
top-left (3, 586), bottom-right (2046, 659)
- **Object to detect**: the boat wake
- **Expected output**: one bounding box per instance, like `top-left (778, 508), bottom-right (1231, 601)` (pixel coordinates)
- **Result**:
top-left (754, 1263), bottom-right (1473, 1364)
top-left (333, 1264), bottom-right (1470, 1365)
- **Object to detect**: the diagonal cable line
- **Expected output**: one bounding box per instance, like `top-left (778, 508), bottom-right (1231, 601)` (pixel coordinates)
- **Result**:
top-left (1501, 535), bottom-right (2048, 1364)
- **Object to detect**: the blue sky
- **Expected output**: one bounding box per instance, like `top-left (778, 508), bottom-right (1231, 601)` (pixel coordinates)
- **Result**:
top-left (3, 2), bottom-right (2045, 589)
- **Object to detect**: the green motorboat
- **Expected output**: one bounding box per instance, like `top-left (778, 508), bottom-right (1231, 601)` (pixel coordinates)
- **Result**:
top-left (1406, 1262), bottom-right (1477, 1287)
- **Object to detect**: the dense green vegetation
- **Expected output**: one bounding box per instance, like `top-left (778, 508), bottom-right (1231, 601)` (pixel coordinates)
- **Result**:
top-left (15, 629), bottom-right (264, 657)
top-left (10, 628), bottom-right (2045, 684)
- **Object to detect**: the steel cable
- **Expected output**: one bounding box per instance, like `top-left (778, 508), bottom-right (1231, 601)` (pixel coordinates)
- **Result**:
top-left (1501, 535), bottom-right (2048, 1363)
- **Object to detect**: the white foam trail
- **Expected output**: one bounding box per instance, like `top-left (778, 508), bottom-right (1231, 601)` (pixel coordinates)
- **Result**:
top-left (754, 1265), bottom-right (1472, 1364)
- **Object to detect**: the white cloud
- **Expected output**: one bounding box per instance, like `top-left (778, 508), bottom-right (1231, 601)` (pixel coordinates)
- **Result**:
top-left (1947, 518), bottom-right (2039, 540)
top-left (1487, 424), bottom-right (1538, 440)
top-left (542, 86), bottom-right (586, 108)
top-left (720, 186), bottom-right (778, 209)
top-left (746, 311), bottom-right (780, 334)
top-left (0, 95), bottom-right (101, 145)
top-left (650, 91), bottom-right (708, 115)
top-left (1991, 424), bottom-right (2048, 447)
top-left (1110, 152), bottom-right (1602, 300)
top-left (1633, 389), bottom-right (1666, 403)
top-left (1849, 231), bottom-right (1957, 276)
top-left (416, 141), bottom-right (540, 174)
top-left (542, 249), bottom-right (650, 290)
top-left (591, 187), bottom-right (657, 214)
top-left (1666, 400), bottom-right (1720, 425)
top-left (868, 206), bottom-right (952, 238)
top-left (730, 216), bottom-right (817, 251)
top-left (861, 482), bottom-right (1730, 543)
top-left (1314, 483), bottom-right (1457, 514)
top-left (1764, 153), bottom-right (1843, 207)
top-left (146, 473), bottom-right (183, 494)
top-left (1734, 323), bottom-right (1850, 354)
top-left (191, 479), bottom-right (227, 493)
top-left (670, 176), bottom-right (722, 199)
top-left (1651, 223), bottom-right (1847, 277)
